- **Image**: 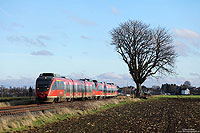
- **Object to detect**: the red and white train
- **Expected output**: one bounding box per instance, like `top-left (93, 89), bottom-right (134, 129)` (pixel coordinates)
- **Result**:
top-left (36, 73), bottom-right (118, 102)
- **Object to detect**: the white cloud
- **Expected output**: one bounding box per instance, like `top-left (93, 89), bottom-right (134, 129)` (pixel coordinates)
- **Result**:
top-left (71, 16), bottom-right (96, 26)
top-left (37, 35), bottom-right (51, 40)
top-left (11, 23), bottom-right (24, 28)
top-left (174, 29), bottom-right (200, 39)
top-left (67, 72), bottom-right (134, 87)
top-left (111, 6), bottom-right (120, 14)
top-left (96, 72), bottom-right (133, 87)
top-left (7, 35), bottom-right (51, 47)
top-left (0, 7), bottom-right (11, 17)
top-left (1, 72), bottom-right (200, 88)
top-left (0, 77), bottom-right (35, 87)
top-left (174, 41), bottom-right (189, 56)
top-left (31, 50), bottom-right (53, 56)
top-left (174, 29), bottom-right (200, 56)
top-left (82, 52), bottom-right (88, 55)
top-left (190, 73), bottom-right (200, 77)
top-left (80, 35), bottom-right (89, 40)
top-left (67, 73), bottom-right (91, 80)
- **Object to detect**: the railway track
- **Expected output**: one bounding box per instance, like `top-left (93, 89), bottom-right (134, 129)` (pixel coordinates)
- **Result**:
top-left (0, 97), bottom-right (117, 117)
top-left (0, 102), bottom-right (70, 117)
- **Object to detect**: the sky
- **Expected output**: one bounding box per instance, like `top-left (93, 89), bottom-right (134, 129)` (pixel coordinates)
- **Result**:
top-left (0, 0), bottom-right (200, 88)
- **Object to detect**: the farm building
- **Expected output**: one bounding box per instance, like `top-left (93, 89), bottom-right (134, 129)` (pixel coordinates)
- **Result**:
top-left (181, 88), bottom-right (190, 95)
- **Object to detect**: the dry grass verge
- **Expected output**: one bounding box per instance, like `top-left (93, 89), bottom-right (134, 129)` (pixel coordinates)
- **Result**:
top-left (0, 97), bottom-right (36, 107)
top-left (0, 97), bottom-right (135, 132)
top-left (0, 102), bottom-right (11, 107)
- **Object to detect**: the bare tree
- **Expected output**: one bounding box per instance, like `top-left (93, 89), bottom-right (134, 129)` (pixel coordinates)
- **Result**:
top-left (110, 20), bottom-right (177, 97)
top-left (183, 81), bottom-right (192, 88)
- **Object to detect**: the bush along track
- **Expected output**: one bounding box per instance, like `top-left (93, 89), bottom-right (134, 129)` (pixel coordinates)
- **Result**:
top-left (0, 97), bottom-right (133, 132)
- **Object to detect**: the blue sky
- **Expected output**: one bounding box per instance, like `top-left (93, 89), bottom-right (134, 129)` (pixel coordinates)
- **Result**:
top-left (0, 0), bottom-right (200, 87)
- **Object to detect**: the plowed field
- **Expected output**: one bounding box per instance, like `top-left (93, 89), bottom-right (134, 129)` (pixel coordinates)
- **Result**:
top-left (28, 98), bottom-right (200, 132)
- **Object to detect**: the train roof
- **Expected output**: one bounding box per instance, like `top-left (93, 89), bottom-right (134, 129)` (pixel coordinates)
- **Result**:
top-left (38, 73), bottom-right (117, 86)
top-left (39, 73), bottom-right (61, 77)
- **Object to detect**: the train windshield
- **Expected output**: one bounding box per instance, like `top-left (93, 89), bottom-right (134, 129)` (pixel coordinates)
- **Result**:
top-left (36, 79), bottom-right (52, 92)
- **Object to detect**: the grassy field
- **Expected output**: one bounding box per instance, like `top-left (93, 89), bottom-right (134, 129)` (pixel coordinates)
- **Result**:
top-left (150, 95), bottom-right (200, 100)
top-left (29, 96), bottom-right (200, 132)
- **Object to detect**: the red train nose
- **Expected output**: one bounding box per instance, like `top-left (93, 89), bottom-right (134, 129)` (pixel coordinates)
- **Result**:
top-left (38, 93), bottom-right (47, 99)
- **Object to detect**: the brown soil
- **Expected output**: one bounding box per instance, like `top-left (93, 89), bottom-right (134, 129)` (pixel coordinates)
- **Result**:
top-left (27, 98), bottom-right (200, 132)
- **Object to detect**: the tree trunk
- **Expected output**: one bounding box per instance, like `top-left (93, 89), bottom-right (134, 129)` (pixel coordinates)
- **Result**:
top-left (136, 83), bottom-right (142, 98)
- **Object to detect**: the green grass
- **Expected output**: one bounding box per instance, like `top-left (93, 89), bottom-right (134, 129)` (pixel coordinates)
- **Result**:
top-left (88, 100), bottom-right (131, 114)
top-left (149, 95), bottom-right (200, 100)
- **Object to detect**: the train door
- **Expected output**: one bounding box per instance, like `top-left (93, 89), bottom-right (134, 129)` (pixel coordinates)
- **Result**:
top-left (90, 85), bottom-right (92, 96)
top-left (82, 83), bottom-right (85, 98)
top-left (74, 82), bottom-right (78, 98)
top-left (92, 84), bottom-right (96, 98)
top-left (69, 82), bottom-right (72, 98)
top-left (64, 82), bottom-right (67, 97)
top-left (104, 84), bottom-right (107, 98)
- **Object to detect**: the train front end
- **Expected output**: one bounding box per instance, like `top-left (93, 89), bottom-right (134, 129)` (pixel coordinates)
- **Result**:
top-left (36, 73), bottom-right (54, 102)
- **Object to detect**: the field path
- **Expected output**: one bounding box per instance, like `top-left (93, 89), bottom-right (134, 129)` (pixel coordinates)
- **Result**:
top-left (28, 98), bottom-right (200, 132)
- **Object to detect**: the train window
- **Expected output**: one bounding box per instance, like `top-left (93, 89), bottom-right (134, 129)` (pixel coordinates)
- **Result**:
top-left (104, 86), bottom-right (107, 93)
top-left (92, 84), bottom-right (95, 90)
top-left (61, 82), bottom-right (64, 90)
top-left (56, 81), bottom-right (59, 89)
top-left (66, 84), bottom-right (70, 92)
top-left (51, 82), bottom-right (57, 90)
top-left (78, 85), bottom-right (81, 92)
top-left (82, 84), bottom-right (85, 92)
top-left (57, 81), bottom-right (64, 90)
top-left (80, 85), bottom-right (82, 92)
top-left (77, 85), bottom-right (79, 92)
top-left (80, 85), bottom-right (83, 92)
top-left (37, 79), bottom-right (52, 92)
top-left (79, 85), bottom-right (81, 92)
top-left (97, 85), bottom-right (102, 91)
top-left (89, 86), bottom-right (92, 92)
top-left (58, 82), bottom-right (61, 90)
top-left (86, 86), bottom-right (89, 92)
top-left (74, 84), bottom-right (77, 93)
top-left (70, 85), bottom-right (73, 92)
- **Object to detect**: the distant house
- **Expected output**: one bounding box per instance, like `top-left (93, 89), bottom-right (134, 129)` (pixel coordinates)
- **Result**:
top-left (181, 88), bottom-right (190, 95)
top-left (190, 87), bottom-right (200, 95)
top-left (147, 88), bottom-right (162, 95)
top-left (118, 86), bottom-right (135, 96)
